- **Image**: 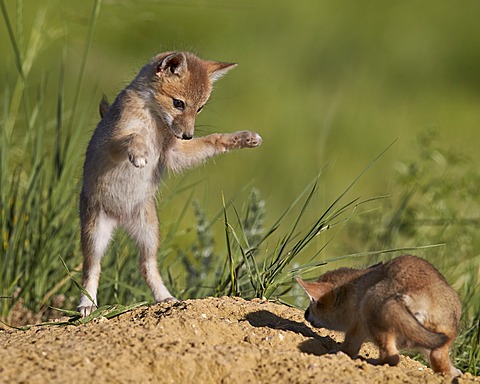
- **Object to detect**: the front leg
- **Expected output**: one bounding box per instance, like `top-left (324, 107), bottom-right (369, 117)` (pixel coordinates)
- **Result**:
top-left (165, 130), bottom-right (262, 173)
top-left (107, 133), bottom-right (150, 168)
top-left (339, 325), bottom-right (365, 359)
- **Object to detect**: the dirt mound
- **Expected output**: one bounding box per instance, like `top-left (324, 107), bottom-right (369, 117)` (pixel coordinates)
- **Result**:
top-left (0, 297), bottom-right (478, 383)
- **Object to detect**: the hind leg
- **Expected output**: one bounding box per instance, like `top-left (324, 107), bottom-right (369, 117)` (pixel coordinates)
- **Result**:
top-left (430, 343), bottom-right (461, 376)
top-left (374, 331), bottom-right (401, 366)
top-left (362, 293), bottom-right (401, 366)
top-left (365, 309), bottom-right (400, 366)
top-left (125, 199), bottom-right (176, 302)
top-left (77, 202), bottom-right (117, 316)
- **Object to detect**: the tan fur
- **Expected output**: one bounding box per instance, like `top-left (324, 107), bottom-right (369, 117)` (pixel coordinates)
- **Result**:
top-left (297, 255), bottom-right (462, 376)
top-left (78, 51), bottom-right (262, 316)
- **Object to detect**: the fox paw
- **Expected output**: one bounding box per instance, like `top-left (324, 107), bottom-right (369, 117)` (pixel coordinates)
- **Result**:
top-left (449, 367), bottom-right (462, 377)
top-left (127, 146), bottom-right (149, 168)
top-left (231, 131), bottom-right (263, 148)
top-left (77, 303), bottom-right (97, 317)
top-left (158, 297), bottom-right (179, 303)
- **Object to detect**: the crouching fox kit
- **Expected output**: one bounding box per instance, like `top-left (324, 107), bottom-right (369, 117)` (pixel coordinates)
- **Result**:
top-left (78, 51), bottom-right (262, 316)
top-left (297, 255), bottom-right (462, 376)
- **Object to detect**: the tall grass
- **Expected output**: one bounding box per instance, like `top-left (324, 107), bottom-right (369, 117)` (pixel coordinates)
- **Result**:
top-left (0, 0), bottom-right (101, 316)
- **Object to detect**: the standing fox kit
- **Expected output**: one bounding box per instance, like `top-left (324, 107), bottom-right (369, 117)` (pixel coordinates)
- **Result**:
top-left (78, 51), bottom-right (262, 316)
top-left (297, 255), bottom-right (461, 376)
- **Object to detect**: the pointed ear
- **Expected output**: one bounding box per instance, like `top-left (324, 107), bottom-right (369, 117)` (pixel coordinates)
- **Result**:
top-left (206, 61), bottom-right (237, 82)
top-left (296, 277), bottom-right (329, 302)
top-left (156, 52), bottom-right (187, 77)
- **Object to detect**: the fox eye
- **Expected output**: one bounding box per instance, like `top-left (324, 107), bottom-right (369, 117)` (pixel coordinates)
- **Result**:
top-left (172, 98), bottom-right (185, 111)
top-left (197, 105), bottom-right (204, 114)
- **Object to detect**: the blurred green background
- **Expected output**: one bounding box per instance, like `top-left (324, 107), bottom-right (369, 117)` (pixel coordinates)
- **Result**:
top-left (2, 0), bottom-right (480, 302)
top-left (3, 0), bottom-right (480, 213)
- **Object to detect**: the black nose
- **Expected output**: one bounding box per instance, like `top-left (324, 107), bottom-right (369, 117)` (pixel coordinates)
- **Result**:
top-left (304, 307), bottom-right (310, 320)
top-left (182, 132), bottom-right (193, 140)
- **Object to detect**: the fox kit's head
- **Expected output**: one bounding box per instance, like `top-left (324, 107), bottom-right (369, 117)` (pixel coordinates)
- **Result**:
top-left (140, 51), bottom-right (237, 140)
top-left (296, 277), bottom-right (338, 330)
top-left (296, 268), bottom-right (361, 331)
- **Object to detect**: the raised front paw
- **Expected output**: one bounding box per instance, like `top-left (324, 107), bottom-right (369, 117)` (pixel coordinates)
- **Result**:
top-left (231, 130), bottom-right (263, 148)
top-left (127, 144), bottom-right (149, 168)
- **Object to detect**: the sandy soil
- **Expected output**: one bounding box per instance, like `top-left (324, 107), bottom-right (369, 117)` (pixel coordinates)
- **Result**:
top-left (0, 297), bottom-right (478, 384)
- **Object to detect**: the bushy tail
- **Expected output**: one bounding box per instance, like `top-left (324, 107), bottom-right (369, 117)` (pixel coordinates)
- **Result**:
top-left (384, 296), bottom-right (448, 349)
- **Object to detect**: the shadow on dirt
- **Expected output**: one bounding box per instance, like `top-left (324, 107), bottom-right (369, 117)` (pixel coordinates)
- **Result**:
top-left (245, 310), bottom-right (339, 355)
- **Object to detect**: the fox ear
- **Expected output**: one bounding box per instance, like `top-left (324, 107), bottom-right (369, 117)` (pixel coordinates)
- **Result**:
top-left (156, 52), bottom-right (187, 77)
top-left (206, 61), bottom-right (237, 82)
top-left (99, 95), bottom-right (109, 119)
top-left (296, 277), bottom-right (328, 302)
